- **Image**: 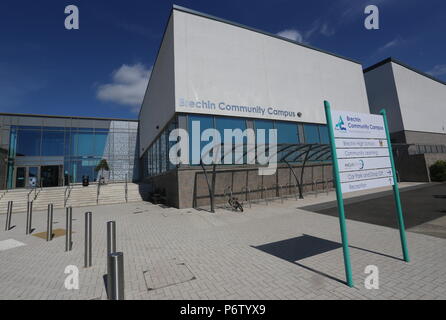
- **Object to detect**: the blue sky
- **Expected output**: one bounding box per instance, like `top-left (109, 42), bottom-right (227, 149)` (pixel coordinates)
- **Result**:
top-left (0, 0), bottom-right (444, 119)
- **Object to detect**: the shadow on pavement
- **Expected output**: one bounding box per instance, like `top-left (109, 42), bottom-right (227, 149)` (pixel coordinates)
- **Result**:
top-left (254, 234), bottom-right (404, 285)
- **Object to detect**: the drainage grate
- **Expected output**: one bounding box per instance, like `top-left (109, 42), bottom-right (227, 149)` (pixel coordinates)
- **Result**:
top-left (143, 260), bottom-right (196, 291)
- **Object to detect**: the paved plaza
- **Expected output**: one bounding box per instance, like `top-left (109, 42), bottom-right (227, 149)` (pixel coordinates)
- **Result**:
top-left (0, 184), bottom-right (445, 300)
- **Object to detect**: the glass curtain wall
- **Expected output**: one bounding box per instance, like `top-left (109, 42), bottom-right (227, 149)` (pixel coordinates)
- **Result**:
top-left (142, 114), bottom-right (329, 179)
top-left (7, 121), bottom-right (138, 188)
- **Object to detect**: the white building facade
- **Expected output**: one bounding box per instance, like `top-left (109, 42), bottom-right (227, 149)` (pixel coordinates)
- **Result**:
top-left (138, 6), bottom-right (371, 208)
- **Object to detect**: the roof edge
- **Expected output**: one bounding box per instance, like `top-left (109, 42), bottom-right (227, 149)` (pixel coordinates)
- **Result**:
top-left (364, 57), bottom-right (446, 86)
top-left (0, 112), bottom-right (138, 122)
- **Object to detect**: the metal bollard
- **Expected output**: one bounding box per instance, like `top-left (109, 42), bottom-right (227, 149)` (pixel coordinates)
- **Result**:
top-left (106, 221), bottom-right (117, 296)
top-left (46, 204), bottom-right (53, 241)
top-left (107, 221), bottom-right (116, 256)
top-left (26, 201), bottom-right (33, 235)
top-left (5, 201), bottom-right (12, 231)
top-left (84, 212), bottom-right (92, 268)
top-left (65, 207), bottom-right (73, 251)
top-left (107, 252), bottom-right (125, 300)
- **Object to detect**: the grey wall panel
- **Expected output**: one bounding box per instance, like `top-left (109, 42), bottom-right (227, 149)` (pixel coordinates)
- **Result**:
top-left (364, 62), bottom-right (404, 133)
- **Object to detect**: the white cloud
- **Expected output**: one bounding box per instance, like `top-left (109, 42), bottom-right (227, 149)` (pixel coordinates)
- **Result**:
top-left (375, 38), bottom-right (403, 54)
top-left (276, 29), bottom-right (305, 43)
top-left (427, 64), bottom-right (446, 77)
top-left (96, 63), bottom-right (151, 112)
top-left (320, 23), bottom-right (335, 37)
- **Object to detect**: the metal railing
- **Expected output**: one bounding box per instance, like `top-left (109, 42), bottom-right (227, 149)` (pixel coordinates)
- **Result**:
top-left (96, 181), bottom-right (101, 204)
top-left (64, 184), bottom-right (73, 207)
top-left (124, 174), bottom-right (128, 203)
top-left (27, 187), bottom-right (38, 202)
top-left (0, 190), bottom-right (7, 201)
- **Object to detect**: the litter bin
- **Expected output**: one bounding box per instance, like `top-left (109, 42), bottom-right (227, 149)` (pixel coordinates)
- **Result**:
top-left (82, 176), bottom-right (90, 187)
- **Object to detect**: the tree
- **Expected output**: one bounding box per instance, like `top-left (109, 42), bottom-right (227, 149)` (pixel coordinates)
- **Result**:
top-left (430, 160), bottom-right (446, 182)
top-left (95, 159), bottom-right (110, 182)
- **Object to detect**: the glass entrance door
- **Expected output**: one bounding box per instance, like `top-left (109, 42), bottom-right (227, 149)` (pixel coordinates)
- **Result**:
top-left (40, 165), bottom-right (59, 187)
top-left (15, 167), bottom-right (26, 188)
top-left (28, 167), bottom-right (39, 188)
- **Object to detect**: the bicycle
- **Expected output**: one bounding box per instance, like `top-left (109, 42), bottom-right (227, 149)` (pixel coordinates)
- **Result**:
top-left (228, 196), bottom-right (244, 212)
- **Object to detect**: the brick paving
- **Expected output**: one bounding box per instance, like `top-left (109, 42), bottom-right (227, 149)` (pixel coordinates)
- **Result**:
top-left (0, 187), bottom-right (445, 300)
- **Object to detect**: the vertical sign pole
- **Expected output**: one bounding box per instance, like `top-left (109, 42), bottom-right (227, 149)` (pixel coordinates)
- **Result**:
top-left (380, 109), bottom-right (410, 262)
top-left (324, 101), bottom-right (354, 287)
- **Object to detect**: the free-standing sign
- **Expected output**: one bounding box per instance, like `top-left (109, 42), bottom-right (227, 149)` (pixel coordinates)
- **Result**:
top-left (324, 101), bottom-right (410, 288)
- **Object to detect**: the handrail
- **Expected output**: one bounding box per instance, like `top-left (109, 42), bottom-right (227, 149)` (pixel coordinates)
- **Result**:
top-left (64, 185), bottom-right (73, 207)
top-left (125, 174), bottom-right (128, 203)
top-left (96, 180), bottom-right (101, 204)
top-left (27, 188), bottom-right (34, 202)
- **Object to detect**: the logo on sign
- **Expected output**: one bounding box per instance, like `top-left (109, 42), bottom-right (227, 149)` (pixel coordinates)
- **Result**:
top-left (335, 116), bottom-right (347, 131)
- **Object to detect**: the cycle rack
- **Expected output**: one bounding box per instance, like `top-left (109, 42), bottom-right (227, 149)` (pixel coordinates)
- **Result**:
top-left (241, 187), bottom-right (252, 208)
top-left (311, 179), bottom-right (334, 197)
top-left (284, 183), bottom-right (299, 200)
top-left (271, 184), bottom-right (284, 203)
top-left (223, 186), bottom-right (233, 210)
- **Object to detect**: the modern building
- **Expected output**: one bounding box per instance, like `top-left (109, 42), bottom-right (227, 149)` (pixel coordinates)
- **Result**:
top-left (0, 113), bottom-right (139, 190)
top-left (138, 6), bottom-right (370, 208)
top-left (2, 6), bottom-right (443, 207)
top-left (364, 58), bottom-right (446, 181)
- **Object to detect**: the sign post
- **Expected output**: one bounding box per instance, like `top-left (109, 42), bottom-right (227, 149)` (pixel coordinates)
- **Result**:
top-left (380, 109), bottom-right (410, 262)
top-left (324, 101), bottom-right (354, 287)
top-left (324, 100), bottom-right (410, 287)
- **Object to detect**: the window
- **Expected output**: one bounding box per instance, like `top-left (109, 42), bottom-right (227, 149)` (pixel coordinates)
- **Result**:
top-left (94, 132), bottom-right (108, 157)
top-left (254, 120), bottom-right (274, 144)
top-left (216, 116), bottom-right (247, 164)
top-left (188, 115), bottom-right (214, 164)
top-left (16, 130), bottom-right (41, 156)
top-left (276, 121), bottom-right (299, 144)
top-left (276, 122), bottom-right (299, 162)
top-left (304, 124), bottom-right (320, 144)
top-left (42, 130), bottom-right (64, 156)
top-left (318, 125), bottom-right (329, 144)
top-left (71, 131), bottom-right (95, 156)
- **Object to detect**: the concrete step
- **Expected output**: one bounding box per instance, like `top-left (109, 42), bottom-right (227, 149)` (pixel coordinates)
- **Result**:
top-left (0, 183), bottom-right (151, 213)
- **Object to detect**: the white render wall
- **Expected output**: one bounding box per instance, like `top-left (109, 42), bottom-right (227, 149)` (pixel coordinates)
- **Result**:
top-left (173, 9), bottom-right (370, 124)
top-left (138, 15), bottom-right (176, 157)
top-left (392, 62), bottom-right (446, 135)
top-left (139, 8), bottom-right (372, 155)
